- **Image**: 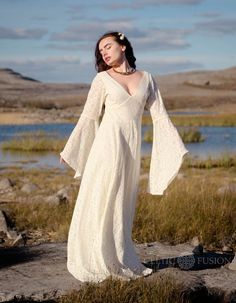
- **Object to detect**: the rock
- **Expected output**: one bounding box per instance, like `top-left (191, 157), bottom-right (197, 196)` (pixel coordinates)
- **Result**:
top-left (222, 245), bottom-right (234, 253)
top-left (6, 229), bottom-right (18, 240)
top-left (0, 210), bottom-right (27, 247)
top-left (191, 236), bottom-right (200, 246)
top-left (217, 183), bottom-right (236, 195)
top-left (192, 244), bottom-right (204, 255)
top-left (21, 183), bottom-right (39, 193)
top-left (0, 210), bottom-right (8, 234)
top-left (56, 187), bottom-right (69, 203)
top-left (0, 178), bottom-right (14, 192)
top-left (45, 195), bottom-right (61, 205)
top-left (228, 255), bottom-right (236, 270)
top-left (12, 233), bottom-right (27, 247)
top-left (0, 242), bottom-right (235, 302)
top-left (45, 187), bottom-right (70, 205)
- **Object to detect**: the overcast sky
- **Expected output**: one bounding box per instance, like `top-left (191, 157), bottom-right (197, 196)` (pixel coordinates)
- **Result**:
top-left (0, 0), bottom-right (235, 83)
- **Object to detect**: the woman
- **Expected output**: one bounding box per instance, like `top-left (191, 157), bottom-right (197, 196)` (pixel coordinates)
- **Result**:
top-left (60, 31), bottom-right (189, 282)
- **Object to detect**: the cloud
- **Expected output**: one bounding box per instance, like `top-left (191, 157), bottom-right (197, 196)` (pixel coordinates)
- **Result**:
top-left (133, 28), bottom-right (192, 50)
top-left (194, 18), bottom-right (236, 35)
top-left (0, 55), bottom-right (204, 83)
top-left (0, 56), bottom-right (90, 83)
top-left (0, 26), bottom-right (48, 39)
top-left (46, 43), bottom-right (91, 51)
top-left (50, 18), bottom-right (142, 42)
top-left (194, 12), bottom-right (222, 18)
top-left (138, 56), bottom-right (204, 74)
top-left (49, 20), bottom-right (192, 51)
top-left (106, 0), bottom-right (205, 9)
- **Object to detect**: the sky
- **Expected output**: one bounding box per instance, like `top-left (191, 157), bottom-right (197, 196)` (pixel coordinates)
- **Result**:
top-left (0, 0), bottom-right (235, 83)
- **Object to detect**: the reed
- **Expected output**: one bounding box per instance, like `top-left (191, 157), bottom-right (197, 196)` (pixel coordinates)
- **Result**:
top-left (58, 275), bottom-right (189, 303)
top-left (142, 113), bottom-right (236, 126)
top-left (2, 152), bottom-right (236, 253)
top-left (143, 126), bottom-right (205, 143)
top-left (1, 131), bottom-right (66, 152)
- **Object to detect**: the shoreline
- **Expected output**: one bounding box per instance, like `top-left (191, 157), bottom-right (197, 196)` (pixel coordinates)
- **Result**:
top-left (0, 104), bottom-right (236, 125)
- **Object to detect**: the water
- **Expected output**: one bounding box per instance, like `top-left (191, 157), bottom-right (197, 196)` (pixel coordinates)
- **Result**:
top-left (0, 123), bottom-right (236, 170)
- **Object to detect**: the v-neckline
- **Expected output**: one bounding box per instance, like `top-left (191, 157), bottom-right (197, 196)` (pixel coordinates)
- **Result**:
top-left (104, 70), bottom-right (146, 97)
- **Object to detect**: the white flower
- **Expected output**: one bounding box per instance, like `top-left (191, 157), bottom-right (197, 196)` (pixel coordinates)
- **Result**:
top-left (118, 32), bottom-right (125, 40)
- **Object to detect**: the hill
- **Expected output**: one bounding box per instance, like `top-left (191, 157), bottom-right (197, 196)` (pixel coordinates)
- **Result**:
top-left (0, 66), bottom-right (235, 111)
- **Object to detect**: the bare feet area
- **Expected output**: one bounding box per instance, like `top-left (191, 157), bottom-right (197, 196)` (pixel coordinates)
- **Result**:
top-left (0, 66), bottom-right (236, 125)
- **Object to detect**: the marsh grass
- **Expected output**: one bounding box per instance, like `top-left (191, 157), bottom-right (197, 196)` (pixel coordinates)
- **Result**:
top-left (141, 153), bottom-right (236, 174)
top-left (184, 154), bottom-right (236, 169)
top-left (58, 275), bottom-right (189, 303)
top-left (143, 126), bottom-right (204, 143)
top-left (1, 131), bottom-right (66, 152)
top-left (1, 154), bottom-right (236, 251)
top-left (5, 200), bottom-right (73, 241)
top-left (142, 113), bottom-right (236, 126)
top-left (135, 175), bottom-right (236, 250)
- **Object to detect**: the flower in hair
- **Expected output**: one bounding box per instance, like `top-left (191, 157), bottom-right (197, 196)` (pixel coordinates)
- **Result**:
top-left (118, 32), bottom-right (125, 40)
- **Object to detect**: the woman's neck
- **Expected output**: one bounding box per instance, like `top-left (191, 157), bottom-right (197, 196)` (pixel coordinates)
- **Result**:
top-left (113, 60), bottom-right (132, 73)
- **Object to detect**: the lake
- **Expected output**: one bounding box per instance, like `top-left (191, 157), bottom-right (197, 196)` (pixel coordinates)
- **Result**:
top-left (0, 123), bottom-right (236, 170)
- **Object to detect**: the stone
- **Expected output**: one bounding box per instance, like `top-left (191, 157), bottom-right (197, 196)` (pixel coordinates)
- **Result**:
top-left (6, 229), bottom-right (18, 240)
top-left (222, 245), bottom-right (234, 253)
top-left (21, 183), bottom-right (39, 193)
top-left (0, 178), bottom-right (14, 189)
top-left (0, 210), bottom-right (8, 234)
top-left (56, 187), bottom-right (69, 203)
top-left (12, 233), bottom-right (27, 247)
top-left (0, 178), bottom-right (14, 192)
top-left (191, 236), bottom-right (200, 246)
top-left (228, 255), bottom-right (236, 271)
top-left (45, 195), bottom-right (61, 205)
top-left (0, 242), bottom-right (235, 302)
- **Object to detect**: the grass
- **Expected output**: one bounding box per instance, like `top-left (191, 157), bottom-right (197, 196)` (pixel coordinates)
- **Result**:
top-left (1, 153), bottom-right (236, 251)
top-left (141, 153), bottom-right (236, 173)
top-left (184, 153), bottom-right (236, 169)
top-left (143, 126), bottom-right (205, 144)
top-left (142, 113), bottom-right (236, 126)
top-left (57, 275), bottom-right (190, 303)
top-left (1, 131), bottom-right (66, 152)
top-left (135, 175), bottom-right (236, 250)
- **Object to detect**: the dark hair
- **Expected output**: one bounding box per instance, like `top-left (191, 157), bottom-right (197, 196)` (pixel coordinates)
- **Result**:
top-left (95, 31), bottom-right (136, 72)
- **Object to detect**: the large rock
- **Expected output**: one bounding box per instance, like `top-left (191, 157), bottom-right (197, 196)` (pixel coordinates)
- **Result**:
top-left (21, 183), bottom-right (39, 194)
top-left (0, 241), bottom-right (235, 302)
top-left (0, 178), bottom-right (14, 192)
top-left (0, 210), bottom-right (27, 248)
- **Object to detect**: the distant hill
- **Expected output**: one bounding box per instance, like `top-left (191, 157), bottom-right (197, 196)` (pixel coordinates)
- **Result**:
top-left (0, 66), bottom-right (235, 110)
top-left (0, 68), bottom-right (40, 85)
top-left (0, 68), bottom-right (89, 109)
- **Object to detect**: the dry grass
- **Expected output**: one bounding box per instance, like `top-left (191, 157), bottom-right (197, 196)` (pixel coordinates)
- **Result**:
top-left (58, 275), bottom-right (189, 303)
top-left (143, 126), bottom-right (205, 143)
top-left (142, 113), bottom-right (236, 126)
top-left (1, 131), bottom-right (66, 152)
top-left (135, 173), bottom-right (236, 250)
top-left (1, 154), bottom-right (236, 251)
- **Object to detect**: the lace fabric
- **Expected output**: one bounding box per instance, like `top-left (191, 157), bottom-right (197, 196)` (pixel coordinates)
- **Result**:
top-left (146, 74), bottom-right (189, 194)
top-left (60, 74), bottom-right (105, 178)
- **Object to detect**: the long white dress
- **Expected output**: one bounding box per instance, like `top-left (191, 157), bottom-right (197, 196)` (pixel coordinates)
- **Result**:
top-left (60, 70), bottom-right (189, 282)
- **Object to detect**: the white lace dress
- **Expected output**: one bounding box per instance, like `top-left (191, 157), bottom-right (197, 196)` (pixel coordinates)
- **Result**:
top-left (60, 70), bottom-right (189, 282)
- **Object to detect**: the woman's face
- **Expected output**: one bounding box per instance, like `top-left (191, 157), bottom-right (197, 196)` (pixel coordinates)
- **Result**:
top-left (98, 36), bottom-right (126, 67)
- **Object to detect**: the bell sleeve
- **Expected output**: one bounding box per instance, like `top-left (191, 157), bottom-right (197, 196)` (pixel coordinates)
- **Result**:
top-left (59, 73), bottom-right (106, 179)
top-left (145, 74), bottom-right (189, 195)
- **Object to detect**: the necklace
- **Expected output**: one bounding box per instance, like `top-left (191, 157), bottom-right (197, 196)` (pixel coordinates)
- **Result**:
top-left (112, 67), bottom-right (136, 75)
